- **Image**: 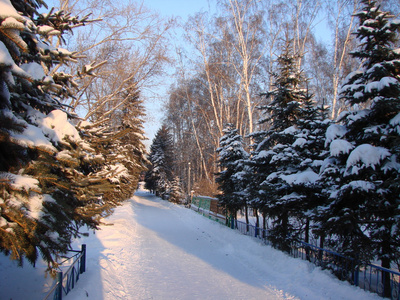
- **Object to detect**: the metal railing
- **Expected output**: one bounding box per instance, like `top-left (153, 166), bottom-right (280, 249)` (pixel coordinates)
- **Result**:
top-left (190, 204), bottom-right (226, 224)
top-left (44, 244), bottom-right (86, 300)
top-left (291, 240), bottom-right (400, 299)
top-left (359, 262), bottom-right (400, 299)
top-left (192, 208), bottom-right (400, 300)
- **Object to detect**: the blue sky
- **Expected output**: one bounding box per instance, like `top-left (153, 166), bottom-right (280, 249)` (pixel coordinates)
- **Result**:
top-left (140, 0), bottom-right (330, 148)
top-left (141, 1), bottom-right (218, 148)
top-left (144, 0), bottom-right (215, 18)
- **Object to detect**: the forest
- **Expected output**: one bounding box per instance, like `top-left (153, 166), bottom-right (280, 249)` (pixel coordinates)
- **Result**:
top-left (0, 0), bottom-right (399, 283)
top-left (145, 0), bottom-right (400, 275)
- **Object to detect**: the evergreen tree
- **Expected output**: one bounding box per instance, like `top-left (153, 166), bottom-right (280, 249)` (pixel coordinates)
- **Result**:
top-left (0, 0), bottom-right (145, 270)
top-left (145, 125), bottom-right (174, 199)
top-left (215, 124), bottom-right (249, 222)
top-left (0, 0), bottom-right (92, 269)
top-left (109, 84), bottom-right (148, 199)
top-left (249, 40), bottom-right (315, 252)
top-left (169, 176), bottom-right (185, 204)
top-left (289, 100), bottom-right (331, 244)
top-left (317, 0), bottom-right (400, 278)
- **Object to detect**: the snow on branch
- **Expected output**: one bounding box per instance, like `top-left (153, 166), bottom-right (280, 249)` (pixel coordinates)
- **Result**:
top-left (346, 144), bottom-right (390, 175)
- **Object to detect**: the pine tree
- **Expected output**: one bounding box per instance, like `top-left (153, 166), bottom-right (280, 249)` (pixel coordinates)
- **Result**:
top-left (249, 40), bottom-right (315, 252)
top-left (215, 124), bottom-right (249, 222)
top-left (94, 84), bottom-right (148, 202)
top-left (318, 0), bottom-right (400, 278)
top-left (119, 86), bottom-right (148, 188)
top-left (0, 0), bottom-right (83, 269)
top-left (169, 176), bottom-right (185, 204)
top-left (145, 125), bottom-right (174, 199)
top-left (0, 0), bottom-right (140, 271)
top-left (289, 100), bottom-right (331, 244)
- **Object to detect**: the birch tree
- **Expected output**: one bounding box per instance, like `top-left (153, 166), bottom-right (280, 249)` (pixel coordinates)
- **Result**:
top-left (218, 0), bottom-right (267, 136)
top-left (324, 0), bottom-right (360, 120)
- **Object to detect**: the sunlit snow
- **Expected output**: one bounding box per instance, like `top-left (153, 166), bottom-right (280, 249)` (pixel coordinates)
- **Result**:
top-left (0, 187), bottom-right (381, 300)
top-left (330, 139), bottom-right (354, 156)
top-left (346, 144), bottom-right (390, 174)
top-left (325, 124), bottom-right (347, 146)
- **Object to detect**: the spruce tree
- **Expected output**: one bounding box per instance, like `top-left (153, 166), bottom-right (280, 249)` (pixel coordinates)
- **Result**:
top-left (215, 124), bottom-right (249, 220)
top-left (0, 0), bottom-right (88, 269)
top-left (0, 0), bottom-right (143, 270)
top-left (169, 176), bottom-right (185, 204)
top-left (249, 40), bottom-right (314, 252)
top-left (290, 100), bottom-right (330, 244)
top-left (318, 0), bottom-right (400, 278)
top-left (101, 84), bottom-right (148, 201)
top-left (145, 125), bottom-right (174, 199)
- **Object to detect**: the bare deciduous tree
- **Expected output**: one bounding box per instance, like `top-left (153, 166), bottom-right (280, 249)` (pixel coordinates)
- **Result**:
top-left (325, 0), bottom-right (360, 120)
top-left (52, 0), bottom-right (173, 126)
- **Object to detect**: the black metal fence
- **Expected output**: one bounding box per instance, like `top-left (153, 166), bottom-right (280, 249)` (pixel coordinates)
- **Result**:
top-left (232, 218), bottom-right (400, 300)
top-left (290, 240), bottom-right (400, 299)
top-left (191, 205), bottom-right (400, 300)
top-left (44, 244), bottom-right (86, 300)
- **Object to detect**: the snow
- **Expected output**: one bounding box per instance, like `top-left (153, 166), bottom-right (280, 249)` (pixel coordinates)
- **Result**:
top-left (390, 112), bottom-right (400, 126)
top-left (342, 181), bottom-right (376, 193)
top-left (8, 173), bottom-right (40, 192)
top-left (103, 163), bottom-right (130, 183)
top-left (40, 110), bottom-right (82, 145)
top-left (56, 150), bottom-right (76, 162)
top-left (382, 154), bottom-right (400, 172)
top-left (365, 77), bottom-right (398, 93)
top-left (0, 0), bottom-right (26, 22)
top-left (281, 168), bottom-right (319, 184)
top-left (282, 125), bottom-right (297, 135)
top-left (257, 149), bottom-right (275, 159)
top-left (340, 70), bottom-right (362, 90)
top-left (346, 144), bottom-right (391, 172)
top-left (27, 194), bottom-right (45, 220)
top-left (10, 122), bottom-right (57, 152)
top-left (21, 62), bottom-right (46, 80)
top-left (37, 25), bottom-right (60, 36)
top-left (325, 124), bottom-right (347, 146)
top-left (330, 139), bottom-right (354, 156)
top-left (0, 40), bottom-right (16, 67)
top-left (292, 137), bottom-right (307, 147)
top-left (390, 112), bottom-right (400, 134)
top-left (0, 40), bottom-right (32, 81)
top-left (0, 187), bottom-right (381, 300)
top-left (1, 16), bottom-right (25, 30)
top-left (346, 110), bottom-right (370, 124)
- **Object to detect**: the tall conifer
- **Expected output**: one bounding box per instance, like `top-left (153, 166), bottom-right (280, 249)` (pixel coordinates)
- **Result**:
top-left (146, 125), bottom-right (174, 199)
top-left (216, 124), bottom-right (249, 219)
top-left (249, 40), bottom-right (318, 251)
top-left (318, 1), bottom-right (400, 280)
top-left (0, 0), bottom-right (144, 270)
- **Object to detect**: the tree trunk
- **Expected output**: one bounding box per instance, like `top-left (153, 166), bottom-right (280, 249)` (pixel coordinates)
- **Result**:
top-left (305, 217), bottom-right (310, 244)
top-left (381, 231), bottom-right (392, 298)
top-left (245, 203), bottom-right (249, 232)
top-left (262, 212), bottom-right (267, 239)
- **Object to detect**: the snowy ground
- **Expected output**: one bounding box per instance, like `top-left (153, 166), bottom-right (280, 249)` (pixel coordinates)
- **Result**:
top-left (0, 187), bottom-right (381, 300)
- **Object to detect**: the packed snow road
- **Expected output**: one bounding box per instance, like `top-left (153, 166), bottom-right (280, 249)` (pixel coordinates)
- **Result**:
top-left (64, 188), bottom-right (379, 300)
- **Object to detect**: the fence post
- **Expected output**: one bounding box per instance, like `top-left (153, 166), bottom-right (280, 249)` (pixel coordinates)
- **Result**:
top-left (56, 271), bottom-right (63, 300)
top-left (80, 244), bottom-right (86, 274)
top-left (353, 256), bottom-right (359, 287)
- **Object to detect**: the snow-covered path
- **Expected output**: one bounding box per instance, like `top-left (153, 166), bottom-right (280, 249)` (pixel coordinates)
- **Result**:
top-left (70, 189), bottom-right (289, 299)
top-left (0, 188), bottom-right (381, 299)
top-left (66, 188), bottom-right (379, 300)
